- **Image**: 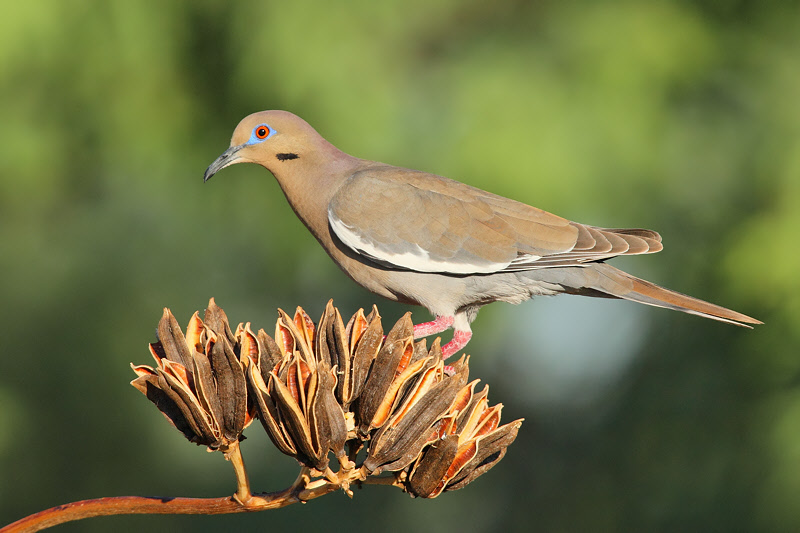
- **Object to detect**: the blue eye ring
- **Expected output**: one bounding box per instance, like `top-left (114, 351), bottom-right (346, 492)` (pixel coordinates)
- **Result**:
top-left (248, 124), bottom-right (276, 144)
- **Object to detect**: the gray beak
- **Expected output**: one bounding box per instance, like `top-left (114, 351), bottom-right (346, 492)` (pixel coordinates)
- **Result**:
top-left (203, 144), bottom-right (246, 182)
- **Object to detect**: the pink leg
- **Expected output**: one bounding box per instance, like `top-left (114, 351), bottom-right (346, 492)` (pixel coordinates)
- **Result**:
top-left (413, 315), bottom-right (472, 361)
top-left (442, 330), bottom-right (472, 360)
top-left (413, 315), bottom-right (454, 338)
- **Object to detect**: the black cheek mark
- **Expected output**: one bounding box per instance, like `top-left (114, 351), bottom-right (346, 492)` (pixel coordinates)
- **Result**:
top-left (276, 153), bottom-right (299, 161)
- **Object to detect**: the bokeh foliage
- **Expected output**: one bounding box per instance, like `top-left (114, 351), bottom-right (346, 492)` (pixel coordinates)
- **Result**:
top-left (1, 1), bottom-right (798, 531)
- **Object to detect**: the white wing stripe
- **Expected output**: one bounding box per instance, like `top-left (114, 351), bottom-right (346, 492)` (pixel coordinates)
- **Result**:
top-left (328, 209), bottom-right (513, 274)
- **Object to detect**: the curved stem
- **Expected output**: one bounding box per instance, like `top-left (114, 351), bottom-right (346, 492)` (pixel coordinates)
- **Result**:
top-left (0, 490), bottom-right (292, 533)
top-left (1, 463), bottom-right (403, 532)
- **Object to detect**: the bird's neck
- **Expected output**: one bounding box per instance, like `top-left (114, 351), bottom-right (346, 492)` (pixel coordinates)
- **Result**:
top-left (267, 143), bottom-right (364, 245)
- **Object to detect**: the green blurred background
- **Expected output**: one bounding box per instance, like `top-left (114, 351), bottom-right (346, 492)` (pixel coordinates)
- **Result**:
top-left (1, 1), bottom-right (798, 531)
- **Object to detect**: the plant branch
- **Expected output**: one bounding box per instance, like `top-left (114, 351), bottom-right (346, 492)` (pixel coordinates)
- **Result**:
top-left (0, 492), bottom-right (285, 533)
top-left (0, 462), bottom-right (396, 532)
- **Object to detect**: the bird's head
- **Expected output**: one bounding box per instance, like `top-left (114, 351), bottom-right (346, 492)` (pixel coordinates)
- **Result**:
top-left (203, 110), bottom-right (325, 182)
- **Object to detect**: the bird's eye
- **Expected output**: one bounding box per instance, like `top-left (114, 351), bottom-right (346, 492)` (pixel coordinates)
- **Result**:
top-left (247, 123), bottom-right (275, 145)
top-left (255, 126), bottom-right (270, 139)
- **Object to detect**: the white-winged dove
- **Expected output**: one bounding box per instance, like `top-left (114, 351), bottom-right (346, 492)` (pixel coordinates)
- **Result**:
top-left (204, 111), bottom-right (761, 358)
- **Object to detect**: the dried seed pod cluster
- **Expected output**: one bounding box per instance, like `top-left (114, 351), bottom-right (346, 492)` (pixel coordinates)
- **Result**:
top-left (246, 308), bottom-right (348, 470)
top-left (131, 299), bottom-right (251, 451)
top-left (132, 299), bottom-right (522, 498)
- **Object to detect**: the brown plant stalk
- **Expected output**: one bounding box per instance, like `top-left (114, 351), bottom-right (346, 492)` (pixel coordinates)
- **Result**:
top-left (0, 460), bottom-right (396, 532)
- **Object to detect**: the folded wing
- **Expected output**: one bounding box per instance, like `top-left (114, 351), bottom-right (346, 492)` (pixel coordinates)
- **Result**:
top-left (328, 167), bottom-right (662, 275)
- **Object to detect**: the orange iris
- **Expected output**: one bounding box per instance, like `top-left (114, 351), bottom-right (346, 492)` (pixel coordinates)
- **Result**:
top-left (255, 126), bottom-right (270, 139)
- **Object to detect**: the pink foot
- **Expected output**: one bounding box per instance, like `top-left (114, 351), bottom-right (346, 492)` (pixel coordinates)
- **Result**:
top-left (413, 316), bottom-right (454, 338)
top-left (441, 330), bottom-right (472, 360)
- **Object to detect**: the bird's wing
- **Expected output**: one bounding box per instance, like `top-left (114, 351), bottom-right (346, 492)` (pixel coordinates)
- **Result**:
top-left (328, 167), bottom-right (662, 274)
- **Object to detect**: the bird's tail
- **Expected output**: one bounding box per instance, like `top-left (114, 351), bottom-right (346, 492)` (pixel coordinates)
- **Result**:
top-left (563, 263), bottom-right (762, 327)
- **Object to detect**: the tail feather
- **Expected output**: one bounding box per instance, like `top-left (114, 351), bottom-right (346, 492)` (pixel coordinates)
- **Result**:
top-left (584, 263), bottom-right (762, 327)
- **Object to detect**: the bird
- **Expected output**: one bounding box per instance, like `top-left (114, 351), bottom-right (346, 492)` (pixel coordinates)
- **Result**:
top-left (204, 110), bottom-right (761, 358)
